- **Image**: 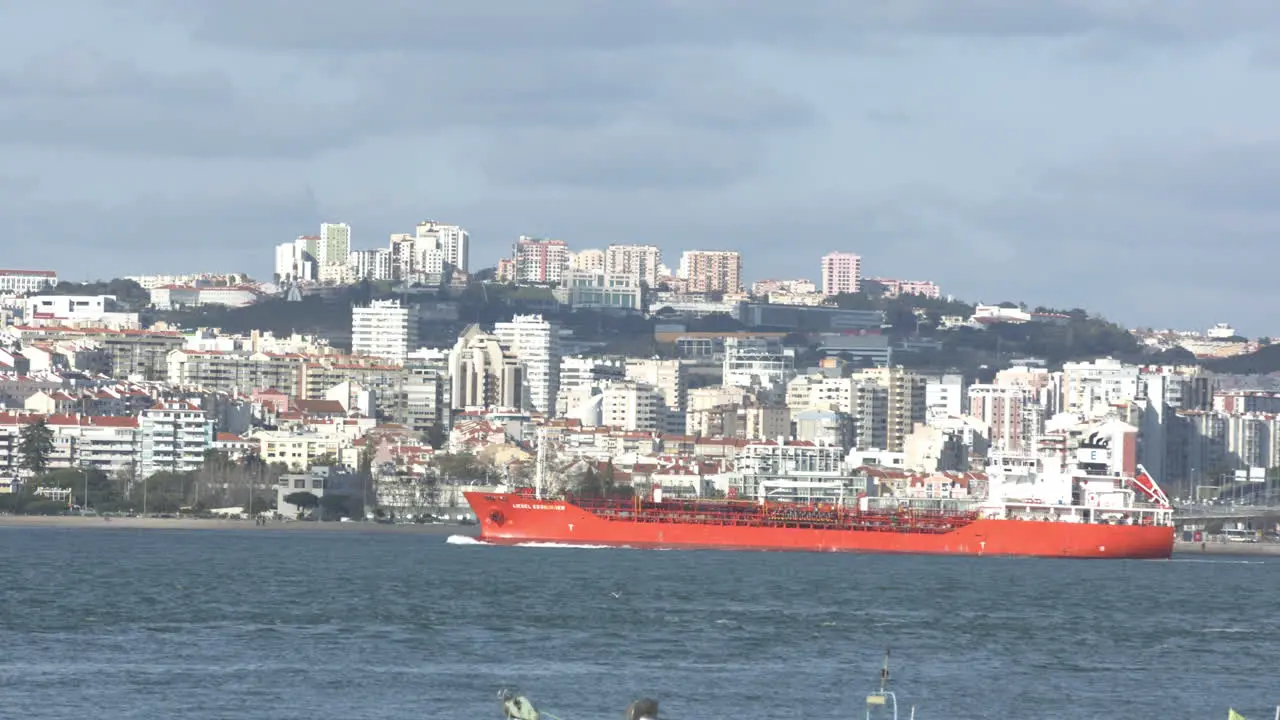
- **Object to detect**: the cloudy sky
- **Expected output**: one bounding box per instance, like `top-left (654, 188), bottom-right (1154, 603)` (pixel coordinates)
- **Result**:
top-left (3, 1), bottom-right (1279, 334)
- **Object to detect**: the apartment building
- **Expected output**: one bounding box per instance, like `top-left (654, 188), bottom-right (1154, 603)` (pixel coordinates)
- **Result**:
top-left (821, 252), bottom-right (862, 296)
top-left (136, 401), bottom-right (215, 477)
top-left (0, 412), bottom-right (140, 476)
top-left (495, 314), bottom-right (560, 415)
top-left (449, 325), bottom-right (524, 411)
top-left (514, 237), bottom-right (570, 284)
top-left (600, 380), bottom-right (665, 432)
top-left (605, 244), bottom-right (662, 286)
top-left (166, 349), bottom-right (305, 395)
top-left (569, 249), bottom-right (605, 273)
top-left (0, 269), bottom-right (57, 295)
top-left (679, 250), bottom-right (742, 294)
top-left (352, 299), bottom-right (420, 365)
top-left (853, 367), bottom-right (927, 453)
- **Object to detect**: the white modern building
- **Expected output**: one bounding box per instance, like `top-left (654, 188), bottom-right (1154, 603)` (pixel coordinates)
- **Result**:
top-left (23, 295), bottom-right (140, 330)
top-left (0, 269), bottom-right (58, 295)
top-left (1059, 358), bottom-right (1141, 418)
top-left (599, 380), bottom-right (664, 432)
top-left (275, 236), bottom-right (317, 283)
top-left (494, 314), bottom-right (560, 415)
top-left (349, 248), bottom-right (393, 282)
top-left (415, 221), bottom-right (470, 273)
top-left (730, 441), bottom-right (864, 504)
top-left (352, 299), bottom-right (420, 365)
top-left (138, 401), bottom-right (214, 478)
top-left (925, 374), bottom-right (966, 421)
top-left (558, 270), bottom-right (642, 312)
top-left (723, 338), bottom-right (795, 391)
top-left (605, 244), bottom-right (662, 287)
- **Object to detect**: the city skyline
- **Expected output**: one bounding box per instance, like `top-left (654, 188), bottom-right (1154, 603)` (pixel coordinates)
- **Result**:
top-left (3, 3), bottom-right (1280, 333)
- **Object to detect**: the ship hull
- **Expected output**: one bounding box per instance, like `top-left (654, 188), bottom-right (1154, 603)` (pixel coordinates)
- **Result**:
top-left (464, 492), bottom-right (1174, 559)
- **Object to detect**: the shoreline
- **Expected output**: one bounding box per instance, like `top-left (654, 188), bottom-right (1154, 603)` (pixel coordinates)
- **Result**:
top-left (1173, 540), bottom-right (1280, 557)
top-left (4, 517), bottom-right (1274, 556)
top-left (0, 514), bottom-right (481, 536)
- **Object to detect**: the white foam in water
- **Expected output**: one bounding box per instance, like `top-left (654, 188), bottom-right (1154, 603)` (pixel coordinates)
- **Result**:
top-left (444, 535), bottom-right (615, 549)
top-left (513, 541), bottom-right (614, 549)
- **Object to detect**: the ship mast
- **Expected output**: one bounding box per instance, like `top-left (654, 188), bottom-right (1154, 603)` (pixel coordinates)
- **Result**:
top-left (534, 425), bottom-right (547, 500)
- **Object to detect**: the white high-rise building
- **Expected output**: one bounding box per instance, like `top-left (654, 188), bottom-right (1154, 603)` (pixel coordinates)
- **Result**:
top-left (494, 314), bottom-right (560, 415)
top-left (925, 374), bottom-right (966, 422)
top-left (605, 244), bottom-right (662, 286)
top-left (600, 380), bottom-right (664, 432)
top-left (625, 358), bottom-right (687, 433)
top-left (318, 223), bottom-right (352, 268)
top-left (352, 299), bottom-right (419, 365)
top-left (138, 401), bottom-right (214, 478)
top-left (275, 236), bottom-right (317, 282)
top-left (349, 249), bottom-right (393, 282)
top-left (415, 221), bottom-right (470, 273)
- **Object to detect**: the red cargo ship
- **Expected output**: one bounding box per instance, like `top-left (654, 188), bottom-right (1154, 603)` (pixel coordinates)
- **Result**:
top-left (464, 434), bottom-right (1176, 559)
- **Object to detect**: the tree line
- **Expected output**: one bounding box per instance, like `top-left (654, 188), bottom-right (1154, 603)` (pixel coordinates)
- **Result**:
top-left (1, 420), bottom-right (286, 515)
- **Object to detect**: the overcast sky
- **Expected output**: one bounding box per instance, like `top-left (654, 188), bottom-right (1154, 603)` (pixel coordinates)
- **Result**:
top-left (3, 1), bottom-right (1279, 334)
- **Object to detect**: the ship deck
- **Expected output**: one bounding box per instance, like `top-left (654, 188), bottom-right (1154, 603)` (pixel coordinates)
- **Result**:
top-left (569, 496), bottom-right (980, 534)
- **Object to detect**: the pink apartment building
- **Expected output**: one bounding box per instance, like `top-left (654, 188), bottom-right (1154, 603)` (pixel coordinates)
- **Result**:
top-left (821, 252), bottom-right (862, 295)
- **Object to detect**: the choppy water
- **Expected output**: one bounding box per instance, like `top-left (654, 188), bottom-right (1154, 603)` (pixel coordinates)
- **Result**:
top-left (0, 527), bottom-right (1275, 720)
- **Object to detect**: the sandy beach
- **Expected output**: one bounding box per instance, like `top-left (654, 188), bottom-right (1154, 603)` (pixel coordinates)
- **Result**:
top-left (0, 514), bottom-right (481, 536)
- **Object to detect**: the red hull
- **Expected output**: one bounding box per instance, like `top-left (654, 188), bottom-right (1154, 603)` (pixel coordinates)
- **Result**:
top-left (464, 492), bottom-right (1174, 559)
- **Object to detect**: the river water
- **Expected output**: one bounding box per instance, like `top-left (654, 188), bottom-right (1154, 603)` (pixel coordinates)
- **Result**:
top-left (0, 527), bottom-right (1274, 719)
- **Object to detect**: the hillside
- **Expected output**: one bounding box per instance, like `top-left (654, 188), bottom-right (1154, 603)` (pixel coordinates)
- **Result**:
top-left (1205, 344), bottom-right (1280, 375)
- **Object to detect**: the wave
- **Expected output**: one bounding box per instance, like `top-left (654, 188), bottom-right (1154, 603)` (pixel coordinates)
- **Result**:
top-left (1165, 558), bottom-right (1265, 564)
top-left (513, 541), bottom-right (615, 550)
top-left (444, 535), bottom-right (616, 550)
top-left (1201, 627), bottom-right (1252, 633)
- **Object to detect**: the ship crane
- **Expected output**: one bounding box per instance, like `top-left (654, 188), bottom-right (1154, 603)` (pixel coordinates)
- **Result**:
top-left (1129, 464), bottom-right (1171, 508)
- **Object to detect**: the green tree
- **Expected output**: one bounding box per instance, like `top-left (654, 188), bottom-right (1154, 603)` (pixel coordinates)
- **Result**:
top-left (18, 419), bottom-right (55, 476)
top-left (283, 491), bottom-right (320, 518)
top-left (318, 493), bottom-right (357, 520)
top-left (128, 471), bottom-right (196, 514)
top-left (40, 467), bottom-right (118, 510)
top-left (433, 452), bottom-right (487, 480)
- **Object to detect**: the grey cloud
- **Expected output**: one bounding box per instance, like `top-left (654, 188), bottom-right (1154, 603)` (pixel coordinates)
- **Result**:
top-left (158, 1), bottom-right (1280, 54)
top-left (0, 181), bottom-right (320, 277)
top-left (340, 49), bottom-right (813, 133)
top-left (0, 48), bottom-right (232, 101)
top-left (0, 42), bottom-right (812, 168)
top-left (0, 49), bottom-right (376, 159)
top-left (954, 136), bottom-right (1280, 326)
top-left (481, 124), bottom-right (764, 189)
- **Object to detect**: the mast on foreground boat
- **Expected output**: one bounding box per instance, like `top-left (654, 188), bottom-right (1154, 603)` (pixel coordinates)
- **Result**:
top-left (866, 649), bottom-right (916, 720)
